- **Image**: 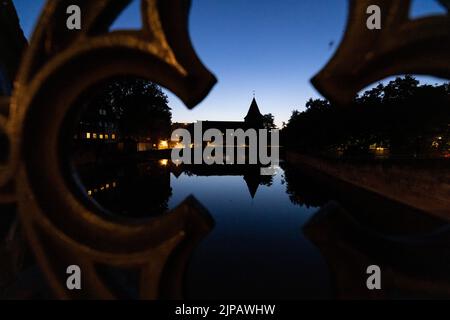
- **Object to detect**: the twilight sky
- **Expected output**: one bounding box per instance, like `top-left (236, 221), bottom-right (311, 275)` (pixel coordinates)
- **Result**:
top-left (13, 0), bottom-right (447, 127)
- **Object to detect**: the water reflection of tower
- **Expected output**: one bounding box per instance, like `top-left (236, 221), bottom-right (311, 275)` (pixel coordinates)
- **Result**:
top-left (177, 163), bottom-right (272, 199)
top-left (243, 166), bottom-right (273, 199)
top-left (243, 171), bottom-right (261, 199)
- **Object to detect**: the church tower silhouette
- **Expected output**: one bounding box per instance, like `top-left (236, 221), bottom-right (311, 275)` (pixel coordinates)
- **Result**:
top-left (244, 97), bottom-right (264, 129)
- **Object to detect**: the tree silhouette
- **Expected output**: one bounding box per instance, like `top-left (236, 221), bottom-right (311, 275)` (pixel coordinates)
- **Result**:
top-left (83, 78), bottom-right (172, 142)
top-left (283, 76), bottom-right (450, 158)
top-left (262, 113), bottom-right (276, 129)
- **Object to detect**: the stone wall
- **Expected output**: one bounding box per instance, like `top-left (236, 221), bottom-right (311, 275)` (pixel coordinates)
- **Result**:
top-left (286, 152), bottom-right (450, 221)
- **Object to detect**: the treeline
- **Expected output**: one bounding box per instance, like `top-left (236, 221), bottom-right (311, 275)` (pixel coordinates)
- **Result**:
top-left (82, 78), bottom-right (172, 142)
top-left (282, 76), bottom-right (450, 158)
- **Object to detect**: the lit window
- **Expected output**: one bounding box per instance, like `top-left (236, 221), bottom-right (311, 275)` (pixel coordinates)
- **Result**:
top-left (87, 190), bottom-right (92, 196)
top-left (86, 133), bottom-right (91, 139)
top-left (99, 134), bottom-right (104, 140)
top-left (111, 134), bottom-right (116, 140)
top-left (93, 133), bottom-right (97, 139)
top-left (105, 134), bottom-right (109, 140)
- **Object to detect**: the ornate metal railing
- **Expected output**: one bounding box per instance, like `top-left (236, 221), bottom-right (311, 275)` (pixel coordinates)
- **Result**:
top-left (0, 0), bottom-right (449, 299)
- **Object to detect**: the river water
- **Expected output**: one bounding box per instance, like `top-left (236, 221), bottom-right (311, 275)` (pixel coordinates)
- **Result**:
top-left (76, 158), bottom-right (450, 299)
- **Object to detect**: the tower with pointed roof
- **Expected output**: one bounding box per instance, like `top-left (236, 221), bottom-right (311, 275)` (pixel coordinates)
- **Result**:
top-left (244, 97), bottom-right (264, 129)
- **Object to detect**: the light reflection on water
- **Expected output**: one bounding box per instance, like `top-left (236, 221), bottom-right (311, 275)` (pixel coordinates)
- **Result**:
top-left (76, 157), bottom-right (450, 299)
top-left (168, 166), bottom-right (331, 299)
top-left (80, 160), bottom-right (332, 299)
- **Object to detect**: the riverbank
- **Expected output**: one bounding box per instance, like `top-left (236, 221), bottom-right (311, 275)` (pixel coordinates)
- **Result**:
top-left (286, 151), bottom-right (450, 222)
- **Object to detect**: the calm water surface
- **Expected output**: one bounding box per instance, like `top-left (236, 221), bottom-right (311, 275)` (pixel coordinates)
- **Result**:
top-left (168, 165), bottom-right (331, 299)
top-left (79, 160), bottom-right (333, 299)
top-left (76, 156), bottom-right (450, 299)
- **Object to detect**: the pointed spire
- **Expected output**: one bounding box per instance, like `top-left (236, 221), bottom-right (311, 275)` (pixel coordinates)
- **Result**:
top-left (245, 96), bottom-right (264, 126)
top-left (243, 173), bottom-right (261, 199)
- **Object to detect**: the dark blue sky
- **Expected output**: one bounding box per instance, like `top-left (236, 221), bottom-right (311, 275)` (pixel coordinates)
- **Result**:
top-left (13, 0), bottom-right (446, 126)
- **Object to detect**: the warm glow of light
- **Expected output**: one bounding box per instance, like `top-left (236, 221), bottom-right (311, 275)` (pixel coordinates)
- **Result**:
top-left (111, 134), bottom-right (116, 140)
top-left (99, 134), bottom-right (104, 140)
top-left (87, 190), bottom-right (92, 196)
top-left (159, 159), bottom-right (169, 166)
top-left (112, 182), bottom-right (117, 187)
top-left (105, 134), bottom-right (109, 140)
top-left (106, 184), bottom-right (110, 189)
top-left (174, 142), bottom-right (185, 149)
top-left (158, 140), bottom-right (169, 149)
top-left (86, 133), bottom-right (91, 139)
top-left (93, 133), bottom-right (97, 139)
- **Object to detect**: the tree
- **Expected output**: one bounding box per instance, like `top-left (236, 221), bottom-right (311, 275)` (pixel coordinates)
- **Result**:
top-left (283, 76), bottom-right (450, 158)
top-left (262, 113), bottom-right (276, 129)
top-left (83, 78), bottom-right (172, 142)
top-left (116, 79), bottom-right (171, 142)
